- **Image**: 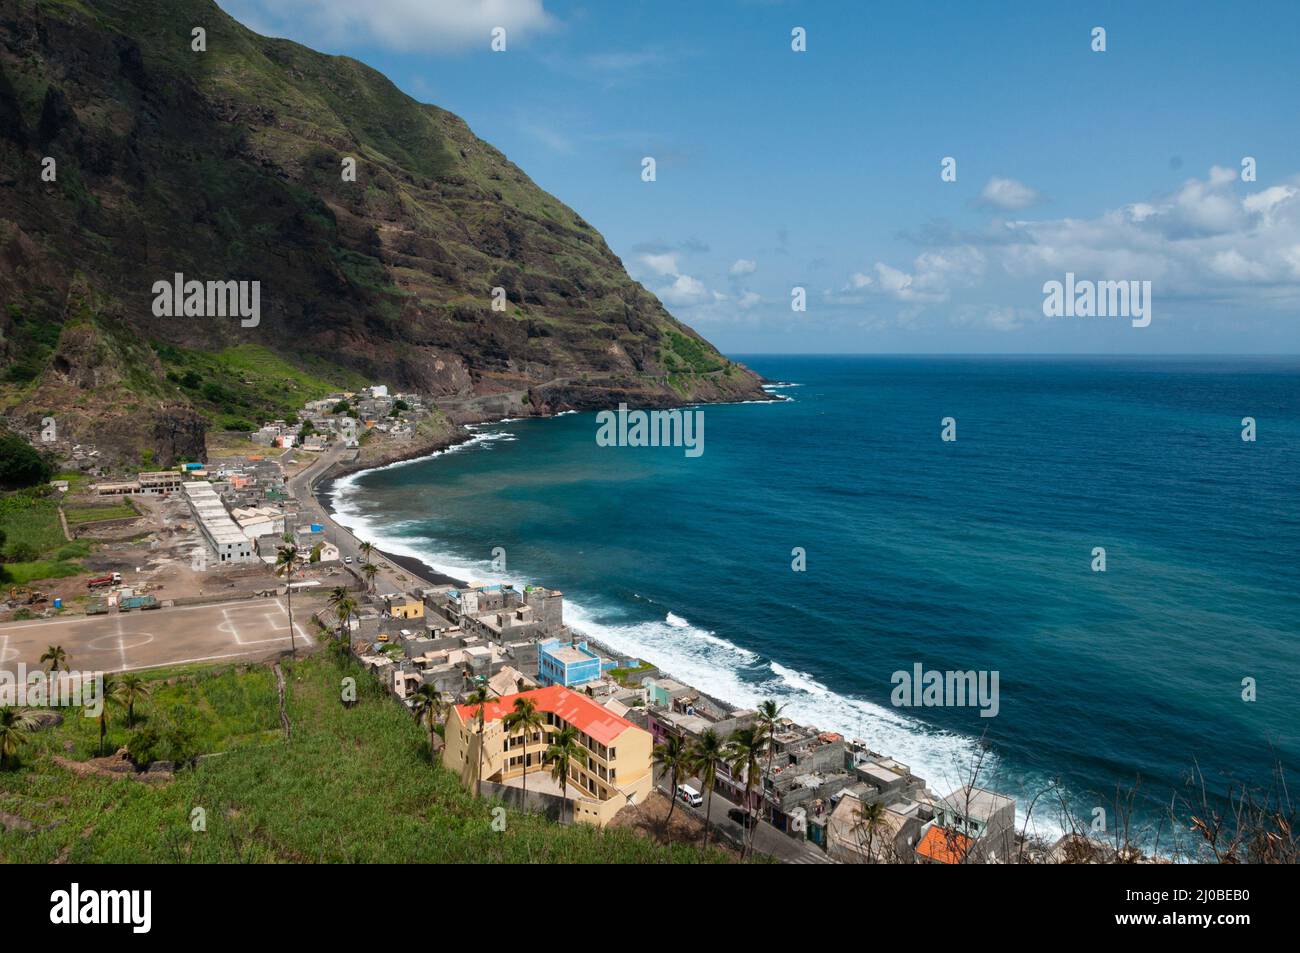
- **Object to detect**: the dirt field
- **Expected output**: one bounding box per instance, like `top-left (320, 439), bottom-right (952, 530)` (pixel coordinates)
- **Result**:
top-left (0, 595), bottom-right (320, 674)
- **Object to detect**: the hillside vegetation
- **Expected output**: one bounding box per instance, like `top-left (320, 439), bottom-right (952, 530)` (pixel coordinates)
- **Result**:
top-left (0, 655), bottom-right (730, 863)
top-left (0, 0), bottom-right (767, 464)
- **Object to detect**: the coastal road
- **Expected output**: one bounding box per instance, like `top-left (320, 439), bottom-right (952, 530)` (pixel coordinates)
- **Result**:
top-left (660, 776), bottom-right (834, 864)
top-left (286, 444), bottom-right (429, 596)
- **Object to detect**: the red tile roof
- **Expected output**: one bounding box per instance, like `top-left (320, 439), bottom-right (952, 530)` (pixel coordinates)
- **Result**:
top-left (916, 826), bottom-right (973, 864)
top-left (454, 685), bottom-right (638, 746)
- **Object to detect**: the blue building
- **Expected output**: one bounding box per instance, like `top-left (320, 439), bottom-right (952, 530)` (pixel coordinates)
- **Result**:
top-left (537, 639), bottom-right (603, 688)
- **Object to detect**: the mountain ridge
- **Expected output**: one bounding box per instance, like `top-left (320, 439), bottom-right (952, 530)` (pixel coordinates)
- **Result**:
top-left (0, 0), bottom-right (768, 464)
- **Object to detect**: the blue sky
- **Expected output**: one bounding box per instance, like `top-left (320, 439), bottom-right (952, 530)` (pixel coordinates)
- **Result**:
top-left (218, 0), bottom-right (1300, 354)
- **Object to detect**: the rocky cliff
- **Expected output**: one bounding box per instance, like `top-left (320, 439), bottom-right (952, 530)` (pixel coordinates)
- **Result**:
top-left (0, 0), bottom-right (768, 465)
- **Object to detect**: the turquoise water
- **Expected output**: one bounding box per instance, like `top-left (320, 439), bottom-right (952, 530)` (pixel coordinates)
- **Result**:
top-left (330, 356), bottom-right (1300, 841)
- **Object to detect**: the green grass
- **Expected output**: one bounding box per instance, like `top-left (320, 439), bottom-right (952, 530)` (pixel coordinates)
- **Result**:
top-left (64, 502), bottom-right (137, 525)
top-left (154, 342), bottom-right (369, 429)
top-left (0, 488), bottom-right (69, 556)
top-left (0, 488), bottom-right (84, 583)
top-left (665, 331), bottom-right (725, 375)
top-left (608, 662), bottom-right (656, 687)
top-left (0, 560), bottom-right (82, 586)
top-left (0, 655), bottom-right (732, 863)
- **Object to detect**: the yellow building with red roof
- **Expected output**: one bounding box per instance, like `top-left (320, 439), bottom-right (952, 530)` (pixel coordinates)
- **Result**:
top-left (444, 685), bottom-right (653, 827)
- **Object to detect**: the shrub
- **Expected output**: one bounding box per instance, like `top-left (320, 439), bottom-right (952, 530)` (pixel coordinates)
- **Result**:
top-left (0, 433), bottom-right (55, 490)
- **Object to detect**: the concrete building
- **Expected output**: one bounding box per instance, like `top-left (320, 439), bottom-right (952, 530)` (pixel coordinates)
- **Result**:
top-left (916, 786), bottom-right (1017, 864)
top-left (827, 791), bottom-right (924, 864)
top-left (537, 638), bottom-right (602, 688)
top-left (183, 481), bottom-right (255, 565)
top-left (444, 685), bottom-right (653, 826)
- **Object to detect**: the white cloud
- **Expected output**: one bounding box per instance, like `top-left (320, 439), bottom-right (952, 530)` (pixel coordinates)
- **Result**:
top-left (639, 252), bottom-right (680, 276)
top-left (657, 274), bottom-right (711, 306)
top-left (222, 0), bottom-right (555, 52)
top-left (730, 258), bottom-right (757, 276)
top-left (978, 176), bottom-right (1045, 211)
top-left (737, 291), bottom-right (762, 309)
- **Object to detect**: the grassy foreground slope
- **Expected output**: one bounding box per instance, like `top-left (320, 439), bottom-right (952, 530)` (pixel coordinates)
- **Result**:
top-left (0, 656), bottom-right (727, 863)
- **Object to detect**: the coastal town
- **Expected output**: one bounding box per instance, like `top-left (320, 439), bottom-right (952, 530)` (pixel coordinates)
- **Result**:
top-left (0, 382), bottom-right (1107, 865)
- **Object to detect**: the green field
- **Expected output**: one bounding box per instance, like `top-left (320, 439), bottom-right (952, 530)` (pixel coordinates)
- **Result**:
top-left (63, 501), bottom-right (137, 525)
top-left (0, 488), bottom-right (83, 584)
top-left (0, 655), bottom-right (730, 864)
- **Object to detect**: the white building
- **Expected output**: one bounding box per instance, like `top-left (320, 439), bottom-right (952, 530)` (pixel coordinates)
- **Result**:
top-left (183, 482), bottom-right (256, 565)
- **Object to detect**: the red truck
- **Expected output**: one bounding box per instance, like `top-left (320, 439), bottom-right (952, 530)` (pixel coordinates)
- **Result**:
top-left (87, 572), bottom-right (122, 589)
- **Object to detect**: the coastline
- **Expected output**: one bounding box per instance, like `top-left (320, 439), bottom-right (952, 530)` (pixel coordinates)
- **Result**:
top-left (310, 404), bottom-right (779, 710)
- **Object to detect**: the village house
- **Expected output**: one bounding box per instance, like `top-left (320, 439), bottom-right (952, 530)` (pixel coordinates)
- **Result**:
top-left (827, 790), bottom-right (925, 864)
top-left (443, 685), bottom-right (654, 827)
top-left (915, 786), bottom-right (1018, 864)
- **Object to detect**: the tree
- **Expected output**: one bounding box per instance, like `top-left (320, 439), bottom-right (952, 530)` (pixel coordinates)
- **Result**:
top-left (93, 677), bottom-right (124, 756)
top-left (503, 697), bottom-right (544, 802)
top-left (464, 685), bottom-right (491, 798)
top-left (327, 586), bottom-right (356, 654)
top-left (853, 798), bottom-right (890, 864)
top-left (653, 734), bottom-right (691, 839)
top-left (39, 645), bottom-right (68, 673)
top-left (358, 540), bottom-right (374, 564)
top-left (410, 685), bottom-right (445, 761)
top-left (118, 673), bottom-right (151, 729)
top-left (690, 729), bottom-right (725, 853)
top-left (755, 699), bottom-right (785, 822)
top-left (0, 432), bottom-right (54, 490)
top-left (360, 562), bottom-right (378, 594)
top-left (724, 725), bottom-right (768, 859)
top-left (274, 543), bottom-right (301, 657)
top-left (544, 725), bottom-right (581, 824)
top-left (0, 707), bottom-right (40, 769)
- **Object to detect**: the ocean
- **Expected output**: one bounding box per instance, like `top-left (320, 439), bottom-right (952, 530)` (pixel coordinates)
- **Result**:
top-left (328, 356), bottom-right (1300, 843)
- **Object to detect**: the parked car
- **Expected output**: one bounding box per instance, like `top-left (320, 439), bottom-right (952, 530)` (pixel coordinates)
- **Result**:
top-left (344, 556), bottom-right (353, 564)
top-left (676, 784), bottom-right (703, 807)
top-left (728, 807), bottom-right (758, 829)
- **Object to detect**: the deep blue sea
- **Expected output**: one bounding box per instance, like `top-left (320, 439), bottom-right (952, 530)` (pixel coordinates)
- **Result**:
top-left (331, 356), bottom-right (1300, 842)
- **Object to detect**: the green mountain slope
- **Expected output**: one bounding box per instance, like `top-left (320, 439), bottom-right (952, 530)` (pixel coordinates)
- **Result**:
top-left (0, 0), bottom-right (767, 463)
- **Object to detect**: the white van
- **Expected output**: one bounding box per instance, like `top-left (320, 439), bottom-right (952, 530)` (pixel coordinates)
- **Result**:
top-left (676, 784), bottom-right (703, 808)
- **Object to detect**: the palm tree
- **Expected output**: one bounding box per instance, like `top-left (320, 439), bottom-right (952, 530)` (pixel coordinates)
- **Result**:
top-left (93, 677), bottom-right (124, 756)
top-left (544, 724), bottom-right (581, 824)
top-left (853, 798), bottom-right (890, 864)
top-left (464, 685), bottom-right (491, 797)
top-left (361, 562), bottom-right (379, 594)
top-left (653, 734), bottom-right (691, 838)
top-left (118, 673), bottom-right (150, 729)
top-left (410, 685), bottom-right (445, 761)
top-left (358, 540), bottom-right (374, 565)
top-left (725, 725), bottom-right (768, 859)
top-left (274, 543), bottom-right (301, 657)
top-left (755, 699), bottom-right (785, 822)
top-left (39, 645), bottom-right (68, 672)
top-left (0, 707), bottom-right (40, 769)
top-left (327, 586), bottom-right (356, 654)
top-left (690, 729), bottom-right (725, 853)
top-left (502, 697), bottom-right (544, 801)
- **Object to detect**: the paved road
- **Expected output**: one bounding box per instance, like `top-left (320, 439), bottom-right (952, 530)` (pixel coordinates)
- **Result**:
top-left (285, 445), bottom-right (424, 596)
top-left (660, 776), bottom-right (833, 864)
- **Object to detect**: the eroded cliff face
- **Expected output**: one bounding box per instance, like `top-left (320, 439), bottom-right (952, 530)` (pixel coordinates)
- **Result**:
top-left (0, 0), bottom-right (768, 464)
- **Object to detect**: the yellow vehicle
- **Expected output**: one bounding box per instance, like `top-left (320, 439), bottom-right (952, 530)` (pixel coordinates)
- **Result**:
top-left (8, 587), bottom-right (46, 605)
top-left (376, 633), bottom-right (389, 643)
